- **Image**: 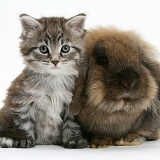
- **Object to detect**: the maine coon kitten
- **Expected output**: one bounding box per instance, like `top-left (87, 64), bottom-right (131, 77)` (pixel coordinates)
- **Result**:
top-left (0, 14), bottom-right (88, 148)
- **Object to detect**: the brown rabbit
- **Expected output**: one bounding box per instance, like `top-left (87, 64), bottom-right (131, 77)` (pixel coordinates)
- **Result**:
top-left (70, 27), bottom-right (160, 148)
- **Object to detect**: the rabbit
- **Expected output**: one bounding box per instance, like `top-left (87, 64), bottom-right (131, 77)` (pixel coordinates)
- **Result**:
top-left (70, 27), bottom-right (160, 148)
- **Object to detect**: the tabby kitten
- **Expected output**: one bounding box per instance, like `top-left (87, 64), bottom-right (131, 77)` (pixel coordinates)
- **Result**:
top-left (0, 13), bottom-right (88, 148)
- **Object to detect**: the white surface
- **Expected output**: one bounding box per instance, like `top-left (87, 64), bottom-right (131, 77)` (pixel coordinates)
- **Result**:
top-left (0, 0), bottom-right (160, 159)
top-left (0, 141), bottom-right (160, 160)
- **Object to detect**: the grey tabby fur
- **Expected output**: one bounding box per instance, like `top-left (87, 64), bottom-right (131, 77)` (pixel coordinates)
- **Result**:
top-left (0, 13), bottom-right (88, 148)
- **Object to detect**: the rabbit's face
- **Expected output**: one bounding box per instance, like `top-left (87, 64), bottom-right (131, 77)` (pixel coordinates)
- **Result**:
top-left (88, 34), bottom-right (158, 113)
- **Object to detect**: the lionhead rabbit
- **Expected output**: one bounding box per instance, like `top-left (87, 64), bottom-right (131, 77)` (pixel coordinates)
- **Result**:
top-left (70, 27), bottom-right (160, 148)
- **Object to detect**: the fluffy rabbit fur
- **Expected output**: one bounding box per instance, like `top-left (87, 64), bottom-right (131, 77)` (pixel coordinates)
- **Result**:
top-left (70, 27), bottom-right (160, 147)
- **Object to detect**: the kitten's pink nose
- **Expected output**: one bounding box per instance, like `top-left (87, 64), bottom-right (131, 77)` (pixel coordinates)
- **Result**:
top-left (51, 60), bottom-right (59, 66)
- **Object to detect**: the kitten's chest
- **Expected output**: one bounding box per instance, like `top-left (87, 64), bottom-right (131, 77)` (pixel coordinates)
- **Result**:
top-left (35, 94), bottom-right (64, 145)
top-left (32, 76), bottom-right (75, 144)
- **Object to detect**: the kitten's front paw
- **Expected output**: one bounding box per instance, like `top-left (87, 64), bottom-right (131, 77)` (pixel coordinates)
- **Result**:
top-left (0, 137), bottom-right (35, 148)
top-left (64, 136), bottom-right (88, 149)
top-left (13, 139), bottom-right (35, 148)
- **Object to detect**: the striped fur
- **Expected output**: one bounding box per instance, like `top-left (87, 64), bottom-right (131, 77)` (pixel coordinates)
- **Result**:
top-left (0, 14), bottom-right (88, 148)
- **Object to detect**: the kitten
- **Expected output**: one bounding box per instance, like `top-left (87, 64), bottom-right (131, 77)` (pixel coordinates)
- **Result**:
top-left (0, 13), bottom-right (88, 148)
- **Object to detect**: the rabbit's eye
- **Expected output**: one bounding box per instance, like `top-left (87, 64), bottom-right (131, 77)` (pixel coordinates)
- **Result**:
top-left (97, 54), bottom-right (108, 66)
top-left (100, 58), bottom-right (108, 63)
top-left (92, 42), bottom-right (108, 67)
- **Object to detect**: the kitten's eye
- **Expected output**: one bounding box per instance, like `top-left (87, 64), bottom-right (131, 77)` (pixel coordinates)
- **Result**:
top-left (39, 45), bottom-right (49, 54)
top-left (61, 45), bottom-right (70, 53)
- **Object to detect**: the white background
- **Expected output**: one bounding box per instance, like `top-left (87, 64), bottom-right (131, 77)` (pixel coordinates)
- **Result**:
top-left (0, 0), bottom-right (160, 159)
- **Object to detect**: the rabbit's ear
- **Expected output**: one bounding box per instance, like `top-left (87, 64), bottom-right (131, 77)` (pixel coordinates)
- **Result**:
top-left (140, 42), bottom-right (160, 83)
top-left (69, 78), bottom-right (83, 115)
top-left (69, 84), bottom-right (83, 115)
top-left (70, 57), bottom-right (89, 115)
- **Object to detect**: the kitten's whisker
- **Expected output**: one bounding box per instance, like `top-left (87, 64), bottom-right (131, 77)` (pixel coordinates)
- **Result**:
top-left (62, 60), bottom-right (68, 64)
top-left (27, 59), bottom-right (39, 63)
top-left (42, 60), bottom-right (50, 65)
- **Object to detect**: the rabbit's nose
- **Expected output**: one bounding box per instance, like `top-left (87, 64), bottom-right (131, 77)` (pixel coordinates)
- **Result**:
top-left (118, 68), bottom-right (139, 91)
top-left (120, 79), bottom-right (137, 90)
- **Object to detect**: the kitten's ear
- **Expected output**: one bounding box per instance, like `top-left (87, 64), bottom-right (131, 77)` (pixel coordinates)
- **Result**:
top-left (65, 13), bottom-right (86, 37)
top-left (20, 14), bottom-right (41, 37)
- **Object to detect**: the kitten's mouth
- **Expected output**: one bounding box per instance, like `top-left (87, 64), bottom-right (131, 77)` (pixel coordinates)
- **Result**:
top-left (52, 66), bottom-right (61, 69)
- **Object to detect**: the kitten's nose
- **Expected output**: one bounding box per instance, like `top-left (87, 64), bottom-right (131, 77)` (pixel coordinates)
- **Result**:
top-left (51, 60), bottom-right (59, 66)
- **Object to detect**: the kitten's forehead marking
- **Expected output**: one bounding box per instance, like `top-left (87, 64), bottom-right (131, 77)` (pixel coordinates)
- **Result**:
top-left (57, 30), bottom-right (62, 41)
top-left (45, 29), bottom-right (64, 45)
top-left (45, 32), bottom-right (52, 45)
top-left (57, 31), bottom-right (65, 46)
top-left (46, 32), bottom-right (52, 41)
